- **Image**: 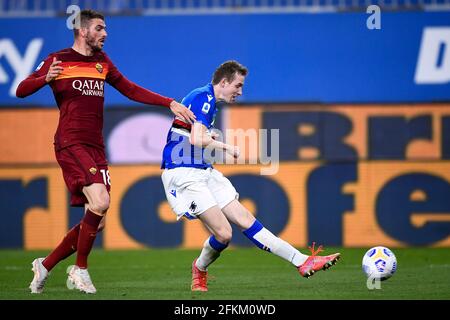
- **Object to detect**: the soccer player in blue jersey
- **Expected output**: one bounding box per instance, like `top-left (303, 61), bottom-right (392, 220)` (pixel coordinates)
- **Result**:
top-left (161, 61), bottom-right (340, 291)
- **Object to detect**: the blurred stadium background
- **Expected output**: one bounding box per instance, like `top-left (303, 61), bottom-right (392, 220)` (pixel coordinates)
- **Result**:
top-left (1, 0), bottom-right (450, 254)
top-left (1, 0), bottom-right (450, 15)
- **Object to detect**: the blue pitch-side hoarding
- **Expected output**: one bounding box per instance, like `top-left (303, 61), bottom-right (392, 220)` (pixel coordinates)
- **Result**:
top-left (0, 11), bottom-right (450, 106)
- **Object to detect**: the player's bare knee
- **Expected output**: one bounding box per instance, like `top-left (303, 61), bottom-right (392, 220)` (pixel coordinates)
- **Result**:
top-left (100, 191), bottom-right (110, 209)
top-left (90, 196), bottom-right (110, 214)
top-left (216, 228), bottom-right (232, 244)
top-left (97, 200), bottom-right (110, 213)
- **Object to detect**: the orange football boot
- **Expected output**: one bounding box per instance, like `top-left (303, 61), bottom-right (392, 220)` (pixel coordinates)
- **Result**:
top-left (298, 242), bottom-right (341, 278)
top-left (191, 258), bottom-right (208, 292)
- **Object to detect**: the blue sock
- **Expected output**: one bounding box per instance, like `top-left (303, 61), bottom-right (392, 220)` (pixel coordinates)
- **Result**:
top-left (209, 235), bottom-right (228, 252)
top-left (196, 235), bottom-right (228, 270)
top-left (243, 219), bottom-right (308, 266)
top-left (243, 220), bottom-right (271, 252)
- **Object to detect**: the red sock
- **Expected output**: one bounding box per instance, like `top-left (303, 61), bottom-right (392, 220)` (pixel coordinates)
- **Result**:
top-left (42, 223), bottom-right (80, 271)
top-left (76, 209), bottom-right (103, 269)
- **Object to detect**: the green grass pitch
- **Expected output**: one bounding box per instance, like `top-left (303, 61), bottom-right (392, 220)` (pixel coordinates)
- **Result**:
top-left (1, 247), bottom-right (449, 300)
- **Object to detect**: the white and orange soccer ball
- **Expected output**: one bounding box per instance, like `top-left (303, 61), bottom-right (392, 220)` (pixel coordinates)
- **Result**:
top-left (362, 246), bottom-right (397, 281)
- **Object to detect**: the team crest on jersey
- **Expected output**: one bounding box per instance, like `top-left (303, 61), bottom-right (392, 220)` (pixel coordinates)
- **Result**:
top-left (189, 201), bottom-right (197, 212)
top-left (89, 167), bottom-right (97, 175)
top-left (95, 63), bottom-right (103, 73)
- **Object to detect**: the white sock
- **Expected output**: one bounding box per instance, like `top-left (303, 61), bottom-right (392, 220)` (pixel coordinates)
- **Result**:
top-left (243, 220), bottom-right (308, 267)
top-left (196, 236), bottom-right (228, 271)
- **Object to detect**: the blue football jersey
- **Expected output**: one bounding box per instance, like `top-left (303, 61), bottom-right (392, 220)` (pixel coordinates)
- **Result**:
top-left (161, 83), bottom-right (218, 169)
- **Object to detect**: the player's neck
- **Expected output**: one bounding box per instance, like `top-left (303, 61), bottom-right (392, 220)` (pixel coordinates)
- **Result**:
top-left (213, 85), bottom-right (223, 101)
top-left (72, 42), bottom-right (95, 57)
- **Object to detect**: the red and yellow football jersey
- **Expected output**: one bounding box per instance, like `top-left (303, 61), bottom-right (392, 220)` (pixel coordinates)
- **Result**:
top-left (17, 47), bottom-right (173, 151)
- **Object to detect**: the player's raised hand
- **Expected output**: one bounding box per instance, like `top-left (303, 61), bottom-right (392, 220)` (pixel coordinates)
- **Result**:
top-left (45, 57), bottom-right (63, 83)
top-left (169, 100), bottom-right (196, 124)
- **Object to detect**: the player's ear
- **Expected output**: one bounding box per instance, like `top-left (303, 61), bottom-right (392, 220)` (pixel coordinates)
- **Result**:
top-left (220, 78), bottom-right (227, 88)
top-left (79, 27), bottom-right (88, 38)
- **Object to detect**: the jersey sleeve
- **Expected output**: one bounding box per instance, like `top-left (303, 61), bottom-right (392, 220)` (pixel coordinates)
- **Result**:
top-left (104, 53), bottom-right (123, 85)
top-left (187, 93), bottom-right (215, 128)
top-left (15, 54), bottom-right (53, 98)
top-left (104, 53), bottom-right (173, 107)
top-left (33, 54), bottom-right (54, 77)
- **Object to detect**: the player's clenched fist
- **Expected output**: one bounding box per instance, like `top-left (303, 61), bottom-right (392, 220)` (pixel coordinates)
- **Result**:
top-left (228, 145), bottom-right (240, 159)
top-left (45, 57), bottom-right (63, 83)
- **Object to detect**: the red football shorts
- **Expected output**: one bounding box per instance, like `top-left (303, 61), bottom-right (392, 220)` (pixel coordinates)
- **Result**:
top-left (55, 144), bottom-right (111, 207)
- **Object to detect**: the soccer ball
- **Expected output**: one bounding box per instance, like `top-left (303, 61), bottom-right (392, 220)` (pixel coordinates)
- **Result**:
top-left (362, 246), bottom-right (397, 281)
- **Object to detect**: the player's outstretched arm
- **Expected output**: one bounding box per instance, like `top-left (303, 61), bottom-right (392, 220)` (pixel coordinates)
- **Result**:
top-left (110, 75), bottom-right (196, 124)
top-left (190, 122), bottom-right (239, 158)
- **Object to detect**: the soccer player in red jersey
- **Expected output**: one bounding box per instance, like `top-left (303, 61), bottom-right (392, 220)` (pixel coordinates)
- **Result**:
top-left (16, 9), bottom-right (195, 294)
